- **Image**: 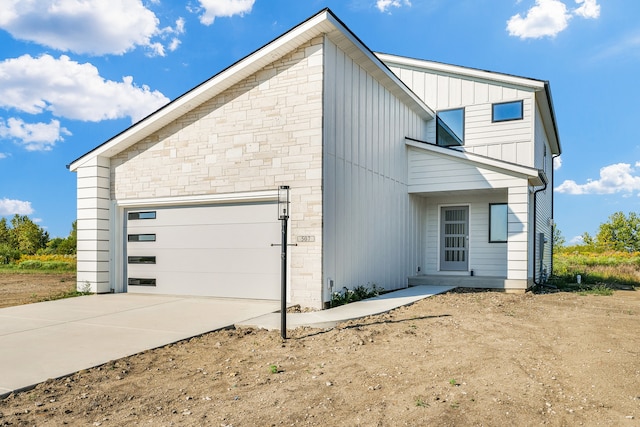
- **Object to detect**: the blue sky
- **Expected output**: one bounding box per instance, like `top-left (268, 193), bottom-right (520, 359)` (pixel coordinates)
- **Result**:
top-left (0, 0), bottom-right (637, 244)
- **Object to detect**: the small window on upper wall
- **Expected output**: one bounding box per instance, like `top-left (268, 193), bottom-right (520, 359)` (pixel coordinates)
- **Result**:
top-left (492, 101), bottom-right (523, 122)
top-left (436, 108), bottom-right (464, 147)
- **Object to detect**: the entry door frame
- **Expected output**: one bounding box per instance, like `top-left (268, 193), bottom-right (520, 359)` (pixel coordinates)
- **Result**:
top-left (439, 205), bottom-right (470, 272)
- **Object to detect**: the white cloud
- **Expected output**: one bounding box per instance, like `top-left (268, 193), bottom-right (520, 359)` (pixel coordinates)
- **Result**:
top-left (0, 153), bottom-right (8, 159)
top-left (0, 117), bottom-right (71, 151)
top-left (0, 0), bottom-right (179, 56)
top-left (553, 156), bottom-right (562, 170)
top-left (0, 198), bottom-right (34, 216)
top-left (0, 54), bottom-right (170, 123)
top-left (196, 0), bottom-right (255, 25)
top-left (376, 0), bottom-right (412, 13)
top-left (555, 162), bottom-right (640, 195)
top-left (507, 0), bottom-right (571, 39)
top-left (574, 0), bottom-right (600, 18)
top-left (569, 235), bottom-right (584, 245)
top-left (507, 0), bottom-right (600, 39)
top-left (592, 32), bottom-right (640, 61)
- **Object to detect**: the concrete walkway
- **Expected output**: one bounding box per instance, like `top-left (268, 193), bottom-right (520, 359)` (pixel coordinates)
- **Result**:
top-left (237, 285), bottom-right (455, 330)
top-left (0, 285), bottom-right (453, 397)
top-left (0, 294), bottom-right (280, 396)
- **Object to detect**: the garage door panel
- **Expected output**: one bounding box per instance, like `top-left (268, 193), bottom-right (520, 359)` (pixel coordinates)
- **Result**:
top-left (128, 248), bottom-right (280, 275)
top-left (125, 202), bottom-right (281, 300)
top-left (152, 224), bottom-right (279, 249)
top-left (129, 203), bottom-right (277, 228)
top-left (128, 271), bottom-right (280, 299)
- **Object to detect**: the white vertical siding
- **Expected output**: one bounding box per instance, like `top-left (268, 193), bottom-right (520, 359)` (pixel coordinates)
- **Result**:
top-left (323, 38), bottom-right (427, 295)
top-left (76, 156), bottom-right (111, 293)
top-left (387, 65), bottom-right (536, 167)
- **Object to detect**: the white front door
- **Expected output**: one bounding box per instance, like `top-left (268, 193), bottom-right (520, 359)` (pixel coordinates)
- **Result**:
top-left (440, 206), bottom-right (469, 271)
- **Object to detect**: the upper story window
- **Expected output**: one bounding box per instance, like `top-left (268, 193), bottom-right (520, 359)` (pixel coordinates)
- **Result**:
top-left (492, 100), bottom-right (523, 122)
top-left (437, 108), bottom-right (464, 147)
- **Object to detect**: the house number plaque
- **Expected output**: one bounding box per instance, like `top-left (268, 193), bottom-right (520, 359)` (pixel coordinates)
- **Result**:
top-left (297, 235), bottom-right (315, 243)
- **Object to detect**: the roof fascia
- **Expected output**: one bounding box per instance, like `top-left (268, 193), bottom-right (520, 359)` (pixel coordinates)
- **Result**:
top-left (377, 53), bottom-right (547, 90)
top-left (405, 138), bottom-right (543, 184)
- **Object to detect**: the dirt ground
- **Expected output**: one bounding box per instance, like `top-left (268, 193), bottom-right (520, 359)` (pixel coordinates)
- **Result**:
top-left (0, 275), bottom-right (639, 426)
top-left (0, 273), bottom-right (76, 309)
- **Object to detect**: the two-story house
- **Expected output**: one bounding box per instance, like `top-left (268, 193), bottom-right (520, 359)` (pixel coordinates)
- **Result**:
top-left (68, 8), bottom-right (561, 309)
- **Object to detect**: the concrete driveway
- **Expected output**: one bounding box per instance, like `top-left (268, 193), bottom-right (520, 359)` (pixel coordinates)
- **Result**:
top-left (0, 294), bottom-right (280, 396)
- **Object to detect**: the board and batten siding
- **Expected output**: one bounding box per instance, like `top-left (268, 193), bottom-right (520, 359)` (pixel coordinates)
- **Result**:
top-left (322, 37), bottom-right (428, 297)
top-left (388, 64), bottom-right (536, 168)
top-left (532, 107), bottom-right (554, 282)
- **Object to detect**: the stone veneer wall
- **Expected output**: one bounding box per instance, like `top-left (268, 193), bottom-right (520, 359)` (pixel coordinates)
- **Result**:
top-left (110, 37), bottom-right (325, 308)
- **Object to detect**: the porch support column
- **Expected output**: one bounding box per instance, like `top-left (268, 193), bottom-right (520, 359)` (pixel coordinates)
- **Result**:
top-left (506, 184), bottom-right (529, 286)
top-left (76, 156), bottom-right (111, 293)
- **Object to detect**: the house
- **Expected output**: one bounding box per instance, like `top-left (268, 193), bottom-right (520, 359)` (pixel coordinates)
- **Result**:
top-left (68, 8), bottom-right (561, 309)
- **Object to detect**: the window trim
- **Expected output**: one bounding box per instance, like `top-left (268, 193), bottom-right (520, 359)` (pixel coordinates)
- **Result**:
top-left (436, 107), bottom-right (465, 147)
top-left (492, 100), bottom-right (523, 123)
top-left (489, 203), bottom-right (508, 243)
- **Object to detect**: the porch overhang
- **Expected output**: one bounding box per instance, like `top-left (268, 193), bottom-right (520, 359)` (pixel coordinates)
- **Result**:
top-left (405, 138), bottom-right (545, 194)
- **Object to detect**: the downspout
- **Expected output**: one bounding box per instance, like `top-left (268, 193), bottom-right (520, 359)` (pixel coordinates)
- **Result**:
top-left (550, 154), bottom-right (560, 278)
top-left (532, 171), bottom-right (548, 289)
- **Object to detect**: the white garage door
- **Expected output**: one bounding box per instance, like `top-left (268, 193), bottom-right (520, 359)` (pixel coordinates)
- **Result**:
top-left (125, 202), bottom-right (281, 300)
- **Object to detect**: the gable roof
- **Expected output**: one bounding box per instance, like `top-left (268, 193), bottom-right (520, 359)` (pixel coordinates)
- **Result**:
top-left (68, 8), bottom-right (434, 171)
top-left (377, 53), bottom-right (562, 156)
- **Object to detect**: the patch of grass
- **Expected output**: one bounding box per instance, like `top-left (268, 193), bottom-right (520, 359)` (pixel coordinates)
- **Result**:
top-left (33, 286), bottom-right (93, 303)
top-left (578, 284), bottom-right (614, 296)
top-left (269, 364), bottom-right (279, 374)
top-left (415, 397), bottom-right (428, 407)
top-left (0, 254), bottom-right (76, 273)
top-left (553, 250), bottom-right (640, 289)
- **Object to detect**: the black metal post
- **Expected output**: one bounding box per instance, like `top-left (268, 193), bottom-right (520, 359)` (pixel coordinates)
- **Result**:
top-left (280, 215), bottom-right (287, 339)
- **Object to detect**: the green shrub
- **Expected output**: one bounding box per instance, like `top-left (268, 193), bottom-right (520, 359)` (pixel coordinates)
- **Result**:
top-left (331, 284), bottom-right (383, 307)
top-left (0, 244), bottom-right (20, 265)
top-left (17, 259), bottom-right (75, 271)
